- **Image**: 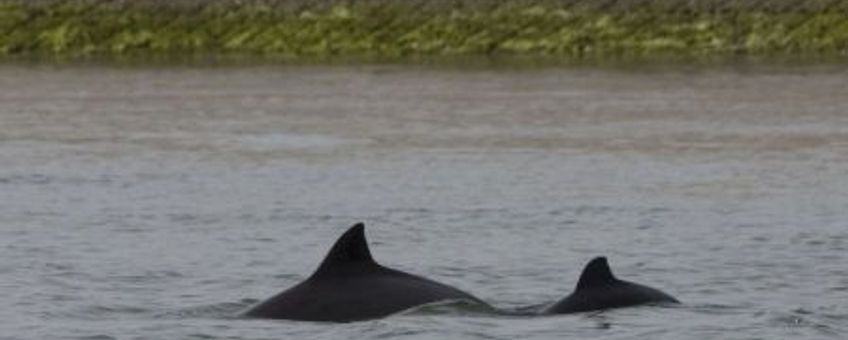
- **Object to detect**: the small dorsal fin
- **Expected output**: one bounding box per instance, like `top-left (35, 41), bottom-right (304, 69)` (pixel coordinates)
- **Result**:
top-left (575, 256), bottom-right (618, 290)
top-left (311, 223), bottom-right (377, 277)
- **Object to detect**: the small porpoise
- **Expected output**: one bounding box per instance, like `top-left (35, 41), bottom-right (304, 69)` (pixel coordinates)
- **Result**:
top-left (242, 223), bottom-right (487, 322)
top-left (545, 256), bottom-right (679, 314)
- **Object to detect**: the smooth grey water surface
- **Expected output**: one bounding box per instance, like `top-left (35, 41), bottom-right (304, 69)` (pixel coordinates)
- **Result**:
top-left (1, 63), bottom-right (847, 339)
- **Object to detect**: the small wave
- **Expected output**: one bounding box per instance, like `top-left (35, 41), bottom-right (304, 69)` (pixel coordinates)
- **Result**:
top-left (688, 302), bottom-right (753, 315)
top-left (157, 299), bottom-right (256, 320)
top-left (397, 299), bottom-right (498, 318)
top-left (43, 304), bottom-right (155, 321)
top-left (0, 174), bottom-right (52, 185)
top-left (75, 336), bottom-right (117, 340)
top-left (764, 308), bottom-right (845, 337)
top-left (495, 303), bottom-right (549, 317)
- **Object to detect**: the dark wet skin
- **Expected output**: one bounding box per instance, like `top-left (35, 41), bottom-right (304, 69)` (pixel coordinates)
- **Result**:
top-left (242, 223), bottom-right (487, 322)
top-left (545, 257), bottom-right (679, 314)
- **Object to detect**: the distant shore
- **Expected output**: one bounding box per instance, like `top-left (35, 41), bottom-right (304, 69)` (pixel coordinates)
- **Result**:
top-left (2, 0), bottom-right (847, 60)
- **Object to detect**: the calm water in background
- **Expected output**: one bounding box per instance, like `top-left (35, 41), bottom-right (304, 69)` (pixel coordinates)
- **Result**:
top-left (1, 62), bottom-right (847, 339)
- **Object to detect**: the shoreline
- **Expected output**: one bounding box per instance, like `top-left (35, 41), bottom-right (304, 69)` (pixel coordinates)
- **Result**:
top-left (2, 0), bottom-right (847, 60)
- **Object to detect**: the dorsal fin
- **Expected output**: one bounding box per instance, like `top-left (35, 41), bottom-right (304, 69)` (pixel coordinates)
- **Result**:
top-left (575, 256), bottom-right (618, 290)
top-left (310, 223), bottom-right (377, 277)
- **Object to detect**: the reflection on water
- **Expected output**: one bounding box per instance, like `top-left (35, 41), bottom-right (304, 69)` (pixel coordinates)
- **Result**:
top-left (1, 62), bottom-right (847, 339)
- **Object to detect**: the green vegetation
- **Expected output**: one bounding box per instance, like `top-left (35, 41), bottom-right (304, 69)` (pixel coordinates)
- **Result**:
top-left (1, 0), bottom-right (848, 60)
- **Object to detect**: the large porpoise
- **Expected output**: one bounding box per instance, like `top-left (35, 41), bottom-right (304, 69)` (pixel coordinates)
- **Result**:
top-left (242, 223), bottom-right (487, 322)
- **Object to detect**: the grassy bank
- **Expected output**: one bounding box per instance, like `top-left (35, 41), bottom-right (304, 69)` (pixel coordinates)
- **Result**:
top-left (2, 0), bottom-right (848, 60)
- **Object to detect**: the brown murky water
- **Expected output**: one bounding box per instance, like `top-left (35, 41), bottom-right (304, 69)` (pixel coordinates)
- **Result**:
top-left (2, 63), bottom-right (847, 339)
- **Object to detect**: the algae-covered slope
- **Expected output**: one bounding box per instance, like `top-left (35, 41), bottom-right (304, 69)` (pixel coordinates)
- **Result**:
top-left (1, 0), bottom-right (847, 59)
